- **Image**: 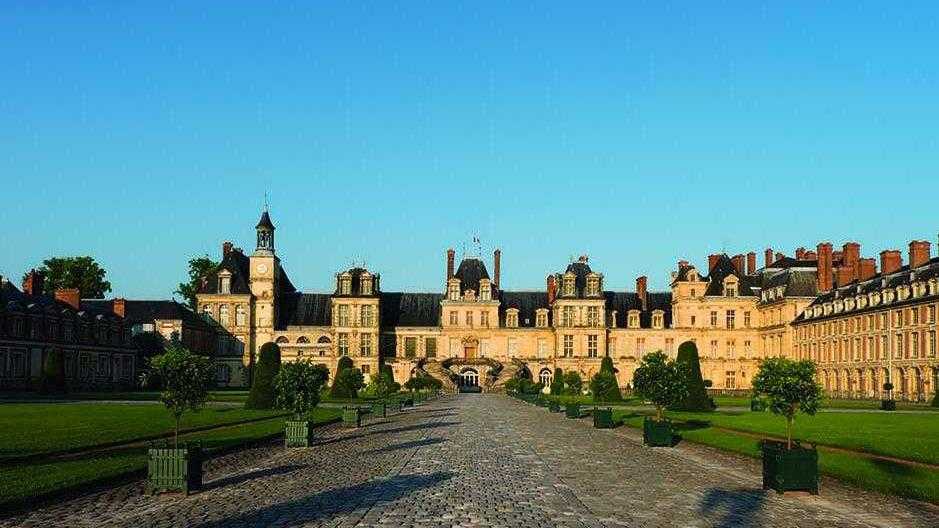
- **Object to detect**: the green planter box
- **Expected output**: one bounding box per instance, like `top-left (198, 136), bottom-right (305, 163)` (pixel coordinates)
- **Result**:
top-left (643, 418), bottom-right (673, 447)
top-left (342, 407), bottom-right (364, 427)
top-left (549, 401), bottom-right (562, 413)
top-left (593, 408), bottom-right (614, 429)
top-left (285, 420), bottom-right (313, 448)
top-left (750, 399), bottom-right (767, 412)
top-left (147, 445), bottom-right (202, 494)
top-left (403, 397), bottom-right (414, 407)
top-left (371, 401), bottom-right (387, 418)
top-left (761, 441), bottom-right (819, 494)
top-left (565, 403), bottom-right (581, 418)
top-left (881, 399), bottom-right (896, 411)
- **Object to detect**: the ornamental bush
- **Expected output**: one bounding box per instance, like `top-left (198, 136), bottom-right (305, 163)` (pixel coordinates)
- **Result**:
top-left (331, 366), bottom-right (365, 399)
top-left (149, 344), bottom-right (214, 448)
top-left (274, 361), bottom-right (329, 419)
top-left (372, 364), bottom-right (402, 397)
top-left (550, 368), bottom-right (564, 395)
top-left (563, 371), bottom-right (583, 395)
top-left (245, 342), bottom-right (281, 409)
top-left (751, 357), bottom-right (823, 450)
top-left (632, 351), bottom-right (689, 421)
top-left (672, 341), bottom-right (714, 411)
top-left (590, 356), bottom-right (623, 402)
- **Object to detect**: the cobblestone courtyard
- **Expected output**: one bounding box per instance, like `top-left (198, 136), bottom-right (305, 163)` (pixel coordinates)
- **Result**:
top-left (5, 395), bottom-right (938, 528)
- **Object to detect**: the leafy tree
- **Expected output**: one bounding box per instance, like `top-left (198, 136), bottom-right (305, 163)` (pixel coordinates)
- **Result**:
top-left (751, 357), bottom-right (823, 450)
top-left (403, 371), bottom-right (440, 393)
top-left (590, 356), bottom-right (623, 402)
top-left (632, 351), bottom-right (689, 421)
top-left (39, 349), bottom-right (66, 393)
top-left (27, 256), bottom-right (111, 298)
top-left (336, 356), bottom-right (353, 373)
top-left (149, 344), bottom-right (214, 448)
top-left (371, 364), bottom-right (402, 398)
top-left (331, 367), bottom-right (365, 399)
top-left (563, 371), bottom-right (583, 395)
top-left (550, 368), bottom-right (564, 396)
top-left (672, 341), bottom-right (714, 411)
top-left (176, 256), bottom-right (220, 309)
top-left (274, 360), bottom-right (329, 419)
top-left (504, 378), bottom-right (519, 393)
top-left (245, 342), bottom-right (281, 409)
top-left (131, 331), bottom-right (167, 361)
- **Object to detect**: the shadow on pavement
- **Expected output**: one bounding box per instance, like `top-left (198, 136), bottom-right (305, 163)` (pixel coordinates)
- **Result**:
top-left (698, 487), bottom-right (768, 528)
top-left (204, 464), bottom-right (308, 491)
top-left (189, 471), bottom-right (454, 528)
top-left (368, 437), bottom-right (446, 454)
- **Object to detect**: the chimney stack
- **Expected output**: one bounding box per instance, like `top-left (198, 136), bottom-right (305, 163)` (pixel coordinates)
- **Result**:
top-left (22, 269), bottom-right (45, 296)
top-left (546, 275), bottom-right (558, 305)
top-left (222, 241), bottom-right (233, 257)
top-left (55, 288), bottom-right (81, 310)
top-left (708, 254), bottom-right (721, 272)
top-left (842, 242), bottom-right (860, 280)
top-left (795, 247), bottom-right (806, 260)
top-left (880, 250), bottom-right (902, 276)
top-left (764, 248), bottom-right (774, 267)
top-left (836, 265), bottom-right (855, 287)
top-left (775, 252), bottom-right (784, 263)
top-left (731, 254), bottom-right (745, 276)
top-left (636, 276), bottom-right (648, 311)
top-left (446, 248), bottom-right (455, 281)
top-left (678, 260), bottom-right (689, 268)
top-left (112, 298), bottom-right (126, 318)
top-left (804, 250), bottom-right (817, 260)
top-left (859, 258), bottom-right (877, 281)
top-left (493, 249), bottom-right (501, 288)
top-left (816, 242), bottom-right (833, 292)
top-left (909, 240), bottom-right (931, 269)
top-left (746, 252), bottom-right (756, 275)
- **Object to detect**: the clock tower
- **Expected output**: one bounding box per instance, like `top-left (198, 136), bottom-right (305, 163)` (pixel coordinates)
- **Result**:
top-left (250, 207), bottom-right (279, 353)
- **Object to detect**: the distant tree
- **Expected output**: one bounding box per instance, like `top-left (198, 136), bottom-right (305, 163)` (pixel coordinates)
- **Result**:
top-left (590, 356), bottom-right (623, 402)
top-left (149, 344), bottom-right (214, 448)
top-left (245, 342), bottom-right (281, 409)
top-left (550, 368), bottom-right (564, 396)
top-left (176, 256), bottom-right (220, 309)
top-left (751, 357), bottom-right (823, 450)
top-left (672, 341), bottom-right (714, 411)
top-left (27, 256), bottom-right (111, 298)
top-left (274, 361), bottom-right (329, 419)
top-left (632, 351), bottom-right (689, 421)
top-left (563, 371), bottom-right (583, 395)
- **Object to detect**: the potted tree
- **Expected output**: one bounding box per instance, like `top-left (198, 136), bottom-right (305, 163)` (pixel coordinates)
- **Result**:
top-left (751, 357), bottom-right (823, 495)
top-left (275, 360), bottom-right (329, 448)
top-left (632, 351), bottom-right (688, 447)
top-left (881, 382), bottom-right (896, 411)
top-left (146, 344), bottom-right (214, 494)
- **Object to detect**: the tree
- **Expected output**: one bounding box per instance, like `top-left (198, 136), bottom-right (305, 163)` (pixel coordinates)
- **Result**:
top-left (245, 342), bottom-right (281, 409)
top-left (751, 357), bottom-right (823, 450)
top-left (149, 344), bottom-right (214, 448)
top-left (331, 367), bottom-right (365, 399)
top-left (590, 356), bottom-right (623, 402)
top-left (672, 341), bottom-right (714, 411)
top-left (274, 360), bottom-right (329, 420)
top-left (27, 256), bottom-right (111, 298)
top-left (131, 331), bottom-right (167, 361)
top-left (550, 368), bottom-right (564, 396)
top-left (632, 351), bottom-right (689, 421)
top-left (563, 371), bottom-right (583, 395)
top-left (372, 364), bottom-right (402, 398)
top-left (176, 256), bottom-right (220, 309)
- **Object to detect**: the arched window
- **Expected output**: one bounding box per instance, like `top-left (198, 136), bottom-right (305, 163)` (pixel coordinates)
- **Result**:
top-left (539, 368), bottom-right (552, 386)
top-left (297, 336), bottom-right (310, 344)
top-left (219, 304), bottom-right (230, 326)
top-left (235, 305), bottom-right (246, 327)
top-left (275, 336), bottom-right (289, 344)
top-left (317, 335), bottom-right (332, 344)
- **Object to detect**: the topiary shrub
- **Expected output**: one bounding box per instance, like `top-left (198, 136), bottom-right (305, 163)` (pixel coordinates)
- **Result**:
top-left (372, 364), bottom-right (402, 398)
top-left (550, 368), bottom-right (564, 395)
top-left (274, 361), bottom-right (329, 419)
top-left (671, 341), bottom-right (714, 411)
top-left (563, 371), bottom-right (583, 396)
top-left (633, 351), bottom-right (689, 421)
top-left (590, 356), bottom-right (623, 402)
top-left (39, 349), bottom-right (66, 394)
top-left (330, 362), bottom-right (365, 400)
top-left (245, 342), bottom-right (281, 409)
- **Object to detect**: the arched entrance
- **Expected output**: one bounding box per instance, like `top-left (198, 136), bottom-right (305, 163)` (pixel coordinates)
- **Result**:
top-left (459, 368), bottom-right (479, 389)
top-left (539, 368), bottom-right (552, 386)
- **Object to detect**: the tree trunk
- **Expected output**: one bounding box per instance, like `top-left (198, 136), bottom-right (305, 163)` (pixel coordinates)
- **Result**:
top-left (656, 405), bottom-right (663, 421)
top-left (786, 416), bottom-right (792, 450)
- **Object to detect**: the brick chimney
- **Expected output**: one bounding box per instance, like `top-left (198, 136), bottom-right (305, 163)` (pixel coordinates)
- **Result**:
top-left (493, 249), bottom-right (501, 288)
top-left (731, 254), bottom-right (745, 276)
top-left (55, 288), bottom-right (81, 310)
top-left (764, 248), bottom-right (774, 267)
top-left (746, 252), bottom-right (756, 275)
top-left (775, 252), bottom-right (784, 263)
top-left (546, 275), bottom-right (558, 305)
top-left (816, 242), bottom-right (833, 292)
top-left (795, 247), bottom-right (806, 260)
top-left (22, 269), bottom-right (45, 296)
top-left (836, 265), bottom-right (855, 287)
top-left (636, 276), bottom-right (648, 311)
top-left (222, 241), bottom-right (233, 258)
top-left (678, 260), bottom-right (689, 268)
top-left (832, 250), bottom-right (843, 265)
top-left (708, 254), bottom-right (721, 272)
top-left (880, 250), bottom-right (902, 276)
top-left (446, 248), bottom-right (455, 281)
top-left (859, 258), bottom-right (877, 281)
top-left (909, 240), bottom-right (931, 269)
top-left (112, 298), bottom-right (126, 318)
top-left (804, 250), bottom-right (817, 260)
top-left (842, 242), bottom-right (860, 278)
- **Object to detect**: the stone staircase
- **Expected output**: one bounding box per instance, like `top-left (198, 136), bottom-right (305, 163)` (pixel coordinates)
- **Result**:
top-left (486, 358), bottom-right (527, 393)
top-left (418, 359), bottom-right (459, 393)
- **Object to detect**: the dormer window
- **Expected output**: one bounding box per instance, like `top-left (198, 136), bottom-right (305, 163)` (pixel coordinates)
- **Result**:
top-left (506, 309), bottom-right (519, 328)
top-left (726, 285), bottom-right (737, 297)
top-left (535, 309), bottom-right (548, 328)
top-left (562, 273), bottom-right (575, 296)
top-left (652, 310), bottom-right (664, 329)
top-left (339, 274), bottom-right (352, 295)
top-left (448, 279), bottom-right (460, 301)
top-left (586, 274), bottom-right (600, 296)
top-left (218, 272), bottom-right (231, 294)
top-left (628, 310), bottom-right (640, 329)
top-left (688, 271), bottom-right (698, 281)
top-left (480, 279), bottom-right (491, 301)
top-left (360, 274), bottom-right (372, 295)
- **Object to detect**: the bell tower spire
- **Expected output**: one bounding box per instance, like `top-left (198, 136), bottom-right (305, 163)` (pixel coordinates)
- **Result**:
top-left (255, 201), bottom-right (275, 255)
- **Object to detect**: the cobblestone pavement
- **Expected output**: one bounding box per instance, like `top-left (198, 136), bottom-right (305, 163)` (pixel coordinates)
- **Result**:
top-left (4, 395), bottom-right (938, 527)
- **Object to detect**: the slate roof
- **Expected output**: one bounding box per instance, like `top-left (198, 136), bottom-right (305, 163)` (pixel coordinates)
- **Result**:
top-left (498, 291), bottom-right (549, 327)
top-left (380, 293), bottom-right (443, 327)
top-left (704, 254), bottom-right (760, 297)
top-left (454, 258), bottom-right (490, 295)
top-left (604, 291), bottom-right (673, 328)
top-left (256, 210), bottom-right (275, 230)
top-left (81, 299), bottom-right (215, 331)
top-left (197, 249), bottom-right (296, 296)
top-left (757, 269), bottom-right (818, 302)
top-left (1, 281), bottom-right (120, 321)
top-left (278, 293), bottom-right (332, 327)
top-left (333, 267), bottom-right (379, 297)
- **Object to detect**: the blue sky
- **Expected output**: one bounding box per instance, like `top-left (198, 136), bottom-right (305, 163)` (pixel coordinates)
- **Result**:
top-left (2, 2), bottom-right (938, 299)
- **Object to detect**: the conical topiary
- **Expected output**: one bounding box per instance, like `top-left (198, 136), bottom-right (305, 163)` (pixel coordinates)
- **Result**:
top-left (550, 368), bottom-right (564, 395)
top-left (671, 341), bottom-right (714, 411)
top-left (245, 342), bottom-right (281, 409)
top-left (590, 356), bottom-right (623, 402)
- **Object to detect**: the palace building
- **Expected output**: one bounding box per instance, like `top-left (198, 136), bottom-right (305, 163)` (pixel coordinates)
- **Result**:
top-left (196, 209), bottom-right (938, 401)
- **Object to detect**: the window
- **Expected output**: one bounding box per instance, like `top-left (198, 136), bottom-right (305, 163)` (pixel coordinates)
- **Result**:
top-left (636, 337), bottom-right (645, 354)
top-left (448, 282), bottom-right (460, 300)
top-left (895, 333), bottom-right (903, 359)
top-left (725, 371), bottom-right (737, 389)
top-left (449, 312), bottom-right (458, 325)
top-left (587, 335), bottom-right (598, 357)
top-left (710, 311), bottom-right (718, 327)
top-left (586, 306), bottom-right (599, 327)
top-left (563, 275), bottom-right (575, 296)
top-left (710, 340), bottom-right (718, 358)
top-left (338, 333), bottom-right (349, 356)
top-left (219, 304), bottom-right (230, 326)
top-left (339, 277), bottom-right (351, 295)
top-left (360, 276), bottom-right (372, 295)
top-left (690, 288), bottom-right (697, 298)
top-left (465, 311), bottom-right (473, 327)
top-left (563, 335), bottom-right (574, 357)
top-left (360, 333), bottom-right (372, 356)
top-left (426, 338), bottom-right (437, 358)
top-left (540, 369), bottom-right (552, 386)
top-left (586, 276), bottom-right (600, 296)
top-left (628, 312), bottom-right (639, 329)
top-left (338, 305), bottom-right (351, 326)
top-left (404, 337), bottom-right (417, 358)
top-left (726, 285), bottom-right (737, 297)
top-left (537, 338), bottom-right (547, 357)
top-left (360, 305), bottom-right (374, 326)
top-left (505, 311), bottom-right (518, 327)
top-left (235, 305), bottom-right (246, 327)
top-left (562, 306), bottom-right (575, 327)
top-left (202, 304), bottom-right (213, 319)
top-left (536, 311), bottom-right (548, 328)
top-left (652, 313), bottom-right (663, 329)
top-left (665, 338), bottom-right (674, 354)
top-left (744, 311), bottom-right (751, 327)
top-left (508, 338), bottom-right (518, 357)
top-left (930, 331), bottom-right (936, 358)
top-left (361, 364), bottom-right (370, 375)
top-left (912, 308), bottom-right (920, 325)
top-left (690, 315), bottom-right (696, 327)
top-left (219, 276), bottom-right (230, 294)
top-left (911, 332), bottom-right (919, 358)
top-left (726, 310), bottom-right (736, 329)
top-left (744, 340), bottom-right (752, 356)
top-left (727, 340), bottom-right (735, 358)
top-left (930, 305), bottom-right (937, 323)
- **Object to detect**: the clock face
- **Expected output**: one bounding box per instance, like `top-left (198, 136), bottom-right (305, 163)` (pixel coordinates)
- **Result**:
top-left (257, 264), bottom-right (269, 274)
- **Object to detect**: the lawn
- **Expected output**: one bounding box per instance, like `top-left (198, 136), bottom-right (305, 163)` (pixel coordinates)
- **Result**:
top-left (0, 407), bottom-right (340, 512)
top-left (614, 410), bottom-right (939, 504)
top-left (0, 403), bottom-right (285, 460)
top-left (711, 395), bottom-right (939, 411)
top-left (0, 390), bottom-right (251, 403)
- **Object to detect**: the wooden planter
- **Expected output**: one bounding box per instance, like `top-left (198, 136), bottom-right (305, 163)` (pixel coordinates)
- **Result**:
top-left (593, 408), bottom-right (614, 428)
top-left (342, 407), bottom-right (364, 428)
top-left (371, 401), bottom-right (387, 418)
top-left (565, 403), bottom-right (581, 418)
top-left (761, 440), bottom-right (819, 494)
top-left (284, 419), bottom-right (313, 448)
top-left (147, 444), bottom-right (202, 494)
top-left (880, 399), bottom-right (896, 411)
top-left (642, 418), bottom-right (673, 447)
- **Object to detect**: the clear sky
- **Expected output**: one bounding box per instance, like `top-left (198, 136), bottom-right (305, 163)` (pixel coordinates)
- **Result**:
top-left (2, 2), bottom-right (938, 299)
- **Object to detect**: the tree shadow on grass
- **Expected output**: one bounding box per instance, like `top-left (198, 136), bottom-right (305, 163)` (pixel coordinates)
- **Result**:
top-left (698, 487), bottom-right (768, 528)
top-left (869, 457), bottom-right (915, 477)
top-left (189, 471), bottom-right (454, 528)
top-left (368, 437), bottom-right (446, 454)
top-left (203, 464), bottom-right (308, 491)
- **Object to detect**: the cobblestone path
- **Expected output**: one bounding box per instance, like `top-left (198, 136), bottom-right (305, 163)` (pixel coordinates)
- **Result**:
top-left (4, 395), bottom-right (937, 527)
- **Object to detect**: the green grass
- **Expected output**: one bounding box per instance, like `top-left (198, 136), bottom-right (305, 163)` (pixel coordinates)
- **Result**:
top-left (711, 395), bottom-right (939, 411)
top-left (0, 390), bottom-right (252, 403)
top-left (615, 411), bottom-right (939, 504)
top-left (0, 403), bottom-right (285, 460)
top-left (0, 407), bottom-right (340, 512)
top-left (544, 394), bottom-right (641, 406)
